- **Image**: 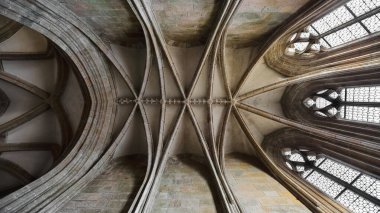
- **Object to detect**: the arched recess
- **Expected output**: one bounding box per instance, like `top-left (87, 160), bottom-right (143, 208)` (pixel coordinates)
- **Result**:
top-left (264, 0), bottom-right (380, 76)
top-left (281, 68), bottom-right (380, 170)
top-left (0, 0), bottom-right (126, 211)
top-left (0, 13), bottom-right (94, 198)
top-left (263, 128), bottom-right (380, 212)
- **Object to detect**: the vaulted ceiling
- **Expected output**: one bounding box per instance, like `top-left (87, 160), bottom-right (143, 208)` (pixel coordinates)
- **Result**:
top-left (0, 0), bottom-right (319, 212)
top-left (61, 0), bottom-right (310, 47)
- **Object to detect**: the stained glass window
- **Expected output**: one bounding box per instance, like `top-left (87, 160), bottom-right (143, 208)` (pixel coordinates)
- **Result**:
top-left (285, 0), bottom-right (380, 56)
top-left (304, 86), bottom-right (380, 124)
top-left (283, 148), bottom-right (380, 212)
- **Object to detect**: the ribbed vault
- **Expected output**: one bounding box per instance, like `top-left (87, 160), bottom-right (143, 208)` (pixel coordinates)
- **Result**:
top-left (0, 0), bottom-right (378, 212)
top-left (0, 16), bottom-right (89, 198)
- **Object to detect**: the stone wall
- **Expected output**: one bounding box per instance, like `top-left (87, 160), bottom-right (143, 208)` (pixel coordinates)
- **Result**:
top-left (58, 155), bottom-right (147, 213)
top-left (225, 154), bottom-right (310, 212)
top-left (152, 155), bottom-right (220, 213)
top-left (60, 0), bottom-right (143, 46)
top-left (58, 154), bottom-right (309, 212)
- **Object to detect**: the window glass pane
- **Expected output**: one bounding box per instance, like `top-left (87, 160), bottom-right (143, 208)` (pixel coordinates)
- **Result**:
top-left (343, 86), bottom-right (380, 102)
top-left (324, 23), bottom-right (368, 47)
top-left (296, 165), bottom-right (305, 172)
top-left (307, 155), bottom-right (316, 161)
top-left (285, 161), bottom-right (293, 170)
top-left (353, 175), bottom-right (376, 191)
top-left (347, 23), bottom-right (369, 39)
top-left (317, 89), bottom-right (328, 94)
top-left (312, 6), bottom-right (354, 34)
top-left (294, 42), bottom-right (309, 52)
top-left (300, 32), bottom-right (310, 39)
top-left (328, 108), bottom-right (338, 116)
top-left (329, 91), bottom-right (339, 99)
top-left (290, 0), bottom-right (380, 56)
top-left (342, 106), bottom-right (380, 123)
top-left (366, 180), bottom-right (380, 199)
top-left (324, 32), bottom-right (345, 47)
top-left (312, 19), bottom-right (333, 35)
top-left (285, 47), bottom-right (296, 55)
top-left (318, 159), bottom-right (360, 183)
top-left (315, 97), bottom-right (332, 109)
top-left (315, 157), bottom-right (326, 166)
top-left (337, 190), bottom-right (379, 213)
top-left (337, 190), bottom-right (359, 207)
top-left (347, 196), bottom-right (380, 213)
top-left (283, 149), bottom-right (380, 211)
top-left (304, 98), bottom-right (315, 108)
top-left (307, 26), bottom-right (319, 36)
top-left (315, 111), bottom-right (328, 117)
top-left (312, 87), bottom-right (380, 123)
top-left (319, 38), bottom-right (330, 48)
top-left (347, 0), bottom-right (378, 17)
top-left (306, 171), bottom-right (345, 198)
top-left (339, 106), bottom-right (346, 119)
top-left (362, 13), bottom-right (380, 33)
top-left (302, 169), bottom-right (313, 178)
top-left (289, 153), bottom-right (305, 162)
top-left (334, 6), bottom-right (355, 23)
top-left (289, 33), bottom-right (297, 41)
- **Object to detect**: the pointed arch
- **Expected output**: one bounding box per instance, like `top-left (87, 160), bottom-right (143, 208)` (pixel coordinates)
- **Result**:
top-left (263, 128), bottom-right (380, 212)
top-left (264, 0), bottom-right (380, 76)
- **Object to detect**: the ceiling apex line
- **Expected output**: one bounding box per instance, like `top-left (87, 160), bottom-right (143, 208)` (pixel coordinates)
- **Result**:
top-left (116, 97), bottom-right (231, 105)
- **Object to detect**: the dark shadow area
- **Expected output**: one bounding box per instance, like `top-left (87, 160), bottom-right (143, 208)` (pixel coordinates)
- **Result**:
top-left (176, 154), bottom-right (224, 212)
top-left (114, 155), bottom-right (147, 212)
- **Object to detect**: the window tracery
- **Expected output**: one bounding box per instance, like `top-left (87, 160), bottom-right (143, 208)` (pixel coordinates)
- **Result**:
top-left (286, 0), bottom-right (380, 56)
top-left (283, 148), bottom-right (380, 212)
top-left (303, 86), bottom-right (380, 124)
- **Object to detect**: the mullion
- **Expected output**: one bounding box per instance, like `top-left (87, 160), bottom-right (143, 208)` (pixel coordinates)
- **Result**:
top-left (304, 169), bottom-right (315, 179)
top-left (316, 157), bottom-right (327, 167)
top-left (321, 37), bottom-right (332, 48)
top-left (367, 105), bottom-right (370, 121)
top-left (313, 165), bottom-right (380, 205)
top-left (335, 174), bottom-right (363, 199)
top-left (342, 102), bottom-right (380, 106)
top-left (345, 4), bottom-right (372, 34)
top-left (318, 6), bottom-right (380, 38)
top-left (344, 89), bottom-right (348, 118)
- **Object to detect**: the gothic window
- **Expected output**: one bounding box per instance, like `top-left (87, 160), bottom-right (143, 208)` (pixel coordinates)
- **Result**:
top-left (282, 148), bottom-right (380, 213)
top-left (303, 86), bottom-right (380, 124)
top-left (286, 0), bottom-right (380, 56)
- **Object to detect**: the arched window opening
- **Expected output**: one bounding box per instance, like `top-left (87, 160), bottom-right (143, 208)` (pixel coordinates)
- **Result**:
top-left (303, 86), bottom-right (380, 124)
top-left (286, 0), bottom-right (380, 56)
top-left (283, 148), bottom-right (380, 212)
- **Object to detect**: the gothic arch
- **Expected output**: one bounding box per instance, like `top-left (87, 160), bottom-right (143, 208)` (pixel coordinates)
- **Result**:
top-left (281, 68), bottom-right (380, 171)
top-left (263, 128), bottom-right (380, 212)
top-left (0, 0), bottom-right (379, 212)
top-left (264, 0), bottom-right (380, 76)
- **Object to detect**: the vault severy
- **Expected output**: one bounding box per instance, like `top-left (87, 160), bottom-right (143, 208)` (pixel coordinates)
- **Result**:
top-left (0, 0), bottom-right (348, 212)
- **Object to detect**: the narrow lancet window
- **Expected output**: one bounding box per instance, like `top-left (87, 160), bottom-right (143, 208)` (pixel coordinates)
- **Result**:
top-left (283, 148), bottom-right (380, 212)
top-left (303, 86), bottom-right (380, 124)
top-left (286, 0), bottom-right (380, 56)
